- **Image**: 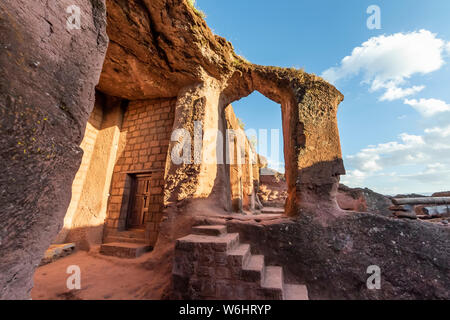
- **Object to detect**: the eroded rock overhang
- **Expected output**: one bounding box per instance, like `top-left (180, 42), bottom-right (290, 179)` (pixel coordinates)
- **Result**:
top-left (98, 0), bottom-right (346, 216)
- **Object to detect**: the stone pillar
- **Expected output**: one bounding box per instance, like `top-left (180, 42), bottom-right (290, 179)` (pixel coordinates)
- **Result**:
top-left (290, 82), bottom-right (345, 215)
top-left (242, 143), bottom-right (255, 211)
top-left (229, 134), bottom-right (243, 212)
top-left (164, 77), bottom-right (232, 213)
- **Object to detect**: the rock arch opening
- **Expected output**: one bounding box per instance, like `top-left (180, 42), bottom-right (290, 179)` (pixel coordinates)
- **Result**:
top-left (225, 91), bottom-right (286, 213)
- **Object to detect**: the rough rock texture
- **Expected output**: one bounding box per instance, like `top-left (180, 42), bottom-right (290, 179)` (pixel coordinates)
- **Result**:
top-left (394, 193), bottom-right (426, 198)
top-left (172, 225), bottom-right (309, 300)
top-left (197, 213), bottom-right (450, 300)
top-left (0, 0), bottom-right (108, 299)
top-left (337, 186), bottom-right (368, 212)
top-left (221, 66), bottom-right (345, 216)
top-left (258, 175), bottom-right (288, 208)
top-left (337, 184), bottom-right (393, 217)
top-left (98, 0), bottom-right (238, 100)
top-left (3, 0), bottom-right (447, 301)
top-left (432, 191), bottom-right (450, 197)
top-left (92, 0), bottom-right (450, 301)
top-left (96, 0), bottom-right (346, 217)
top-left (161, 65), bottom-right (345, 216)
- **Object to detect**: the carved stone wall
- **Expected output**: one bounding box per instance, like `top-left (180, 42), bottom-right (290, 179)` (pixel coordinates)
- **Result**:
top-left (104, 98), bottom-right (176, 245)
top-left (0, 0), bottom-right (108, 299)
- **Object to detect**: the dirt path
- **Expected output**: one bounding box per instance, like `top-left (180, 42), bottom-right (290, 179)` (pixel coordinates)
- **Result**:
top-left (32, 246), bottom-right (169, 300)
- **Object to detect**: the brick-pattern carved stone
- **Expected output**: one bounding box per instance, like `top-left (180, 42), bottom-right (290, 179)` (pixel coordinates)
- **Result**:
top-left (172, 225), bottom-right (309, 300)
top-left (104, 98), bottom-right (176, 246)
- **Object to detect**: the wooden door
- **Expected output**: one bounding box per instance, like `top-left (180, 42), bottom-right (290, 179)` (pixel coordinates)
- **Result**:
top-left (127, 175), bottom-right (151, 229)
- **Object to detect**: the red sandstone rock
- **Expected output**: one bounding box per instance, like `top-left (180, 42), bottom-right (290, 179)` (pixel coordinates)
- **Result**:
top-left (389, 205), bottom-right (411, 212)
top-left (338, 184), bottom-right (393, 216)
top-left (98, 0), bottom-right (238, 100)
top-left (394, 211), bottom-right (417, 219)
top-left (2, 0), bottom-right (448, 302)
top-left (258, 173), bottom-right (288, 208)
top-left (172, 225), bottom-right (308, 300)
top-left (0, 0), bottom-right (108, 299)
top-left (212, 213), bottom-right (449, 300)
top-left (337, 191), bottom-right (368, 212)
top-left (432, 191), bottom-right (450, 197)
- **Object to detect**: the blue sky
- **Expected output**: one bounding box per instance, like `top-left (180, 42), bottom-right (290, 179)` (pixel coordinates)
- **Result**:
top-left (197, 0), bottom-right (450, 194)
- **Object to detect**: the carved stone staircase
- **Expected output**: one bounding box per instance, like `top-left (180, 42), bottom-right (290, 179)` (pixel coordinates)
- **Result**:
top-left (172, 225), bottom-right (308, 300)
top-left (100, 229), bottom-right (151, 258)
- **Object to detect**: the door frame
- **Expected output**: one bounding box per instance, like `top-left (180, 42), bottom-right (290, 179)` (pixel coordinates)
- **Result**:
top-left (126, 173), bottom-right (152, 230)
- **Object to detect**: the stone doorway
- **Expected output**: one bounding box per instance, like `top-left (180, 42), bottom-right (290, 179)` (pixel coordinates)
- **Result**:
top-left (102, 98), bottom-right (176, 248)
top-left (127, 174), bottom-right (152, 229)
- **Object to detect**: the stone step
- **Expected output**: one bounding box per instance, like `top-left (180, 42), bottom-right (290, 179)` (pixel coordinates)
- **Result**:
top-left (108, 229), bottom-right (146, 239)
top-left (261, 207), bottom-right (285, 214)
top-left (172, 225), bottom-right (310, 300)
top-left (227, 244), bottom-right (251, 267)
top-left (242, 255), bottom-right (265, 283)
top-left (283, 284), bottom-right (309, 300)
top-left (105, 236), bottom-right (147, 244)
top-left (176, 233), bottom-right (240, 253)
top-left (100, 242), bottom-right (151, 259)
top-left (261, 266), bottom-right (284, 300)
top-left (192, 225), bottom-right (227, 237)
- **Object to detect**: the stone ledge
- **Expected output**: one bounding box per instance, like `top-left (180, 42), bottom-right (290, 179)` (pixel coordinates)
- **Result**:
top-left (192, 225), bottom-right (228, 236)
top-left (100, 242), bottom-right (151, 259)
top-left (40, 243), bottom-right (76, 266)
top-left (175, 233), bottom-right (240, 252)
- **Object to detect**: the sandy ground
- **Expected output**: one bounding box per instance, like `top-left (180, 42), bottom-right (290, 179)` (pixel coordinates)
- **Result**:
top-left (32, 246), bottom-right (169, 300)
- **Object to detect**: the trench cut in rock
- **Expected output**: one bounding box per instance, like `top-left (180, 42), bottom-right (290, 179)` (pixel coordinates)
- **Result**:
top-left (172, 225), bottom-right (309, 300)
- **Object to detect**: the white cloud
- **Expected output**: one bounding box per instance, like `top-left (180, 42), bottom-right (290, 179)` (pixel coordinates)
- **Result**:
top-left (425, 125), bottom-right (450, 138)
top-left (322, 30), bottom-right (447, 101)
top-left (341, 169), bottom-right (367, 185)
top-left (329, 30), bottom-right (450, 193)
top-left (399, 166), bottom-right (450, 185)
top-left (345, 133), bottom-right (425, 175)
top-left (404, 98), bottom-right (450, 117)
top-left (379, 84), bottom-right (425, 101)
top-left (341, 125), bottom-right (450, 193)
